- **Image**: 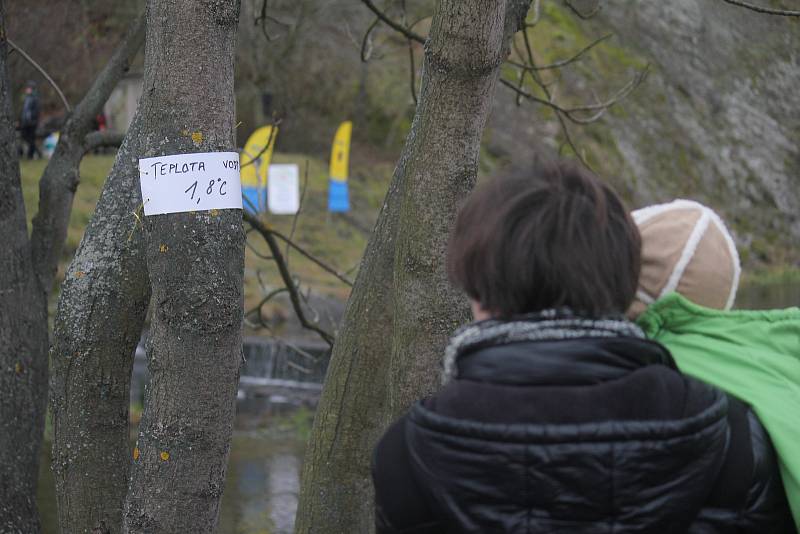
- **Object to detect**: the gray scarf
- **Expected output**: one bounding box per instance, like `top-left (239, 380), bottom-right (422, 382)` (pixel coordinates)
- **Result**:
top-left (442, 310), bottom-right (645, 384)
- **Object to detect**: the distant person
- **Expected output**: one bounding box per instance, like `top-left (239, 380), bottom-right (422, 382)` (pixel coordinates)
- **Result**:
top-left (371, 164), bottom-right (793, 533)
top-left (91, 112), bottom-right (108, 153)
top-left (20, 81), bottom-right (41, 159)
top-left (630, 199), bottom-right (800, 530)
top-left (94, 112), bottom-right (107, 132)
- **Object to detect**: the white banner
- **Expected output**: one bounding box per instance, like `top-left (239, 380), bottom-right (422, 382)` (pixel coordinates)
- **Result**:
top-left (139, 152), bottom-right (242, 216)
top-left (268, 164), bottom-right (300, 215)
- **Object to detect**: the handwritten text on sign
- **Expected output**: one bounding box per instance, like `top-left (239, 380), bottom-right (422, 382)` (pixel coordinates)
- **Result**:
top-left (139, 152), bottom-right (243, 215)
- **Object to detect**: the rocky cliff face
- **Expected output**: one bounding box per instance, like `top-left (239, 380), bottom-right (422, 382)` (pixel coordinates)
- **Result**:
top-left (232, 0), bottom-right (797, 264)
top-left (486, 0), bottom-right (799, 265)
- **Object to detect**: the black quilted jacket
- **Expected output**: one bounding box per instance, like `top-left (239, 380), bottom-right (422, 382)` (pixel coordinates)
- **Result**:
top-left (372, 337), bottom-right (794, 533)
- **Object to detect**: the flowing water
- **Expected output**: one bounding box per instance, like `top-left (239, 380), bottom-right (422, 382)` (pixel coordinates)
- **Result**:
top-left (35, 278), bottom-right (800, 533)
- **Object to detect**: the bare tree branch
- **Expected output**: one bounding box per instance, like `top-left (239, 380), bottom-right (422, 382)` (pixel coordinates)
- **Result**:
top-left (361, 17), bottom-right (380, 61)
top-left (720, 0), bottom-right (800, 16)
top-left (507, 33), bottom-right (612, 71)
top-left (563, 0), bottom-right (602, 19)
top-left (7, 38), bottom-right (71, 112)
top-left (284, 160), bottom-right (310, 268)
top-left (240, 115), bottom-right (280, 168)
top-left (244, 211), bottom-right (336, 346)
top-left (500, 66), bottom-right (649, 124)
top-left (517, 25), bottom-right (540, 105)
top-left (240, 163), bottom-right (352, 286)
top-left (30, 14), bottom-right (146, 298)
top-left (254, 0), bottom-right (293, 40)
top-left (359, 0), bottom-right (426, 44)
top-left (526, 0), bottom-right (542, 27)
top-left (406, 38), bottom-right (418, 106)
top-left (268, 228), bottom-right (354, 287)
top-left (508, 22), bottom-right (600, 171)
top-left (245, 286), bottom-right (289, 326)
top-left (82, 131), bottom-right (125, 154)
top-left (245, 237), bottom-right (274, 260)
top-left (555, 109), bottom-right (593, 171)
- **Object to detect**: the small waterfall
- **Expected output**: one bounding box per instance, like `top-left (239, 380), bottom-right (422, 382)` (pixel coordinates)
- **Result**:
top-left (131, 336), bottom-right (331, 409)
top-left (241, 336), bottom-right (329, 385)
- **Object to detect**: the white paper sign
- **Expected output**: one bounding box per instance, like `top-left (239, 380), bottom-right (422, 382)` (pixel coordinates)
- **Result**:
top-left (139, 152), bottom-right (242, 215)
top-left (268, 164), bottom-right (300, 215)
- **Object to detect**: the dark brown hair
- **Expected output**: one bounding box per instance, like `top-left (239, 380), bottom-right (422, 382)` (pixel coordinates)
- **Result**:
top-left (447, 162), bottom-right (641, 317)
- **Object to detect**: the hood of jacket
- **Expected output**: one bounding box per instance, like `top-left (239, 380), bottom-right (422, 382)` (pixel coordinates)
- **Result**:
top-left (405, 334), bottom-right (730, 533)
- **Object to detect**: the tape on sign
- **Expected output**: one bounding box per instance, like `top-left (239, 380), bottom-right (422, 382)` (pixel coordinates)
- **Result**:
top-left (139, 152), bottom-right (242, 215)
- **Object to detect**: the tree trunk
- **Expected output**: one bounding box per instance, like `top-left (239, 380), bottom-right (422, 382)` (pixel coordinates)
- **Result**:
top-left (387, 0), bottom-right (529, 418)
top-left (295, 1), bottom-right (531, 532)
top-left (122, 0), bottom-right (243, 532)
top-left (49, 116), bottom-right (153, 534)
top-left (294, 161), bottom-right (406, 534)
top-left (30, 14), bottom-right (145, 299)
top-left (44, 18), bottom-right (150, 534)
top-left (0, 4), bottom-right (50, 532)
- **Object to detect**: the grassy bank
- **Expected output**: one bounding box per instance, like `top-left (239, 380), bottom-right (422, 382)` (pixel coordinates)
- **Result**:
top-left (741, 266), bottom-right (800, 288)
top-left (19, 153), bottom-right (393, 321)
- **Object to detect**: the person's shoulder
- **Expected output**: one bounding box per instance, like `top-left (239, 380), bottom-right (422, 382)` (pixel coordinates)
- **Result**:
top-left (372, 414), bottom-right (443, 534)
top-left (373, 416), bottom-right (408, 471)
top-left (719, 395), bottom-right (794, 530)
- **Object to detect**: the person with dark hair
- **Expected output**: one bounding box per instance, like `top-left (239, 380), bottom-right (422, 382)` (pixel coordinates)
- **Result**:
top-left (20, 81), bottom-right (41, 159)
top-left (371, 163), bottom-right (793, 533)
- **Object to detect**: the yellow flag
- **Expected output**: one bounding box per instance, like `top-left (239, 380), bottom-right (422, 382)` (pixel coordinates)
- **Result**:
top-left (241, 125), bottom-right (278, 189)
top-left (329, 121), bottom-right (352, 183)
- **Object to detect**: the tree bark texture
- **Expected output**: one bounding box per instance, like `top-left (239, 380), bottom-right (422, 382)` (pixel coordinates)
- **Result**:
top-left (295, 1), bottom-right (531, 532)
top-left (30, 14), bottom-right (145, 299)
top-left (46, 17), bottom-right (149, 534)
top-left (0, 4), bottom-right (50, 533)
top-left (47, 16), bottom-right (150, 533)
top-left (294, 158), bottom-right (406, 534)
top-left (122, 0), bottom-right (243, 533)
top-left (49, 115), bottom-right (153, 534)
top-left (387, 0), bottom-right (531, 417)
top-left (49, 81), bottom-right (153, 534)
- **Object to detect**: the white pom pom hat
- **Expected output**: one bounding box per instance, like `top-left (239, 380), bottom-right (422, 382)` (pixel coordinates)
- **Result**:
top-left (628, 199), bottom-right (741, 318)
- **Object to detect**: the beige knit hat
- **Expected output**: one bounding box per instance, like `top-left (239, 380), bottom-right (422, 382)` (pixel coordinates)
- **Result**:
top-left (628, 199), bottom-right (741, 318)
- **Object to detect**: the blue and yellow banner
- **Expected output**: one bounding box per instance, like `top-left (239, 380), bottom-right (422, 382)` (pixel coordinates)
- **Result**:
top-left (328, 121), bottom-right (352, 212)
top-left (241, 125), bottom-right (278, 212)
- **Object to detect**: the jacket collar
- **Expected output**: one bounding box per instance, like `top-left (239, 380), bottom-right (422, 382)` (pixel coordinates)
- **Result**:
top-left (443, 311), bottom-right (663, 384)
top-left (456, 336), bottom-right (676, 386)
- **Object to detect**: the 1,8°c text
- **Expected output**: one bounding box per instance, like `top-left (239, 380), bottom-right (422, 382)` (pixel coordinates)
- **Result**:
top-left (184, 178), bottom-right (228, 204)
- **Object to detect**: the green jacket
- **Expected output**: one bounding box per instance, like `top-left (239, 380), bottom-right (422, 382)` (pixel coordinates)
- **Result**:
top-left (638, 293), bottom-right (800, 528)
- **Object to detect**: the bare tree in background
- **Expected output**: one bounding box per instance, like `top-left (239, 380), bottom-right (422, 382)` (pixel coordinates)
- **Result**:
top-left (0, 4), bottom-right (144, 531)
top-left (0, 5), bottom-right (49, 532)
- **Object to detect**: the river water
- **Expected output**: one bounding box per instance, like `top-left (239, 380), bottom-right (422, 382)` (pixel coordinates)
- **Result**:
top-left (37, 403), bottom-right (309, 534)
top-left (35, 278), bottom-right (799, 533)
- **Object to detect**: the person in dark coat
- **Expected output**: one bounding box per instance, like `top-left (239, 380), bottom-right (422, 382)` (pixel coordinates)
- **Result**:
top-left (372, 163), bottom-right (793, 533)
top-left (20, 81), bottom-right (41, 159)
